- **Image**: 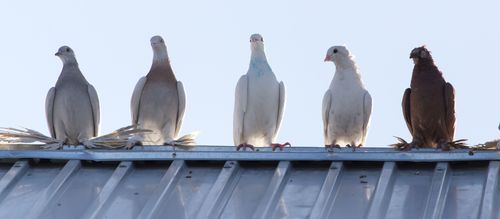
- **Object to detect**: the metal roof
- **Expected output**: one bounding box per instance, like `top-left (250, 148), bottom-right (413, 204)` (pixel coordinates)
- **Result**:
top-left (0, 146), bottom-right (498, 219)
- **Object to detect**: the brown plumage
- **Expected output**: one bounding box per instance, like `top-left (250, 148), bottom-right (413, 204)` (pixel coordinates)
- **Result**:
top-left (396, 46), bottom-right (465, 150)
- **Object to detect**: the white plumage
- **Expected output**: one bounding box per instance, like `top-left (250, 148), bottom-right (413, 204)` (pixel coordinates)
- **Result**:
top-left (322, 46), bottom-right (372, 147)
top-left (233, 34), bottom-right (286, 149)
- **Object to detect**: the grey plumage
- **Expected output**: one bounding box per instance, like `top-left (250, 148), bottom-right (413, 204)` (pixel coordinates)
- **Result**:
top-left (46, 46), bottom-right (100, 146)
top-left (131, 35), bottom-right (194, 146)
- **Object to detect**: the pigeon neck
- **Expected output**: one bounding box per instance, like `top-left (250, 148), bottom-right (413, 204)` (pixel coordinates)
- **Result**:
top-left (249, 46), bottom-right (272, 75)
top-left (57, 63), bottom-right (87, 86)
top-left (333, 58), bottom-right (362, 81)
top-left (152, 48), bottom-right (170, 65)
top-left (61, 56), bottom-right (78, 66)
top-left (334, 55), bottom-right (357, 69)
top-left (251, 45), bottom-right (268, 61)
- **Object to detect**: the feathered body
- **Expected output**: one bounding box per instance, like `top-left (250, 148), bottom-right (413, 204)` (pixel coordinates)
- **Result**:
top-left (402, 46), bottom-right (455, 148)
top-left (131, 36), bottom-right (187, 145)
top-left (46, 46), bottom-right (100, 145)
top-left (322, 46), bottom-right (372, 147)
top-left (233, 34), bottom-right (286, 147)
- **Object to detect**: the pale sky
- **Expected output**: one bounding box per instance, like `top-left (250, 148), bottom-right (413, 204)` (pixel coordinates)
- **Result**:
top-left (1, 0), bottom-right (499, 147)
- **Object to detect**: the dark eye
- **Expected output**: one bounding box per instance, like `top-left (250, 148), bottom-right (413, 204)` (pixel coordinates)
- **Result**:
top-left (261, 38), bottom-right (264, 42)
top-left (66, 48), bottom-right (70, 52)
top-left (333, 49), bottom-right (338, 53)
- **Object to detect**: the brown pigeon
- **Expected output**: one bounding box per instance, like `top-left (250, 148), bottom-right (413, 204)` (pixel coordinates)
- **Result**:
top-left (396, 46), bottom-right (465, 150)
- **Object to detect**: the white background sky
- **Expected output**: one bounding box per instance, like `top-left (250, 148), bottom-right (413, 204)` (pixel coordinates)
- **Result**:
top-left (1, 0), bottom-right (499, 147)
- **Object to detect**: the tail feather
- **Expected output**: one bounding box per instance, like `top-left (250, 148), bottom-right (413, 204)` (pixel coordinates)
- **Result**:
top-left (165, 132), bottom-right (199, 147)
top-left (0, 127), bottom-right (61, 145)
top-left (470, 139), bottom-right (500, 150)
top-left (0, 125), bottom-right (151, 150)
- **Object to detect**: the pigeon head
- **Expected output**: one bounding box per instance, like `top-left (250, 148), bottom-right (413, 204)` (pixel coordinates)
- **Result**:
top-left (324, 46), bottom-right (350, 63)
top-left (410, 46), bottom-right (433, 64)
top-left (150, 35), bottom-right (169, 63)
top-left (55, 46), bottom-right (77, 64)
top-left (250, 34), bottom-right (264, 43)
top-left (150, 35), bottom-right (166, 47)
top-left (249, 33), bottom-right (265, 51)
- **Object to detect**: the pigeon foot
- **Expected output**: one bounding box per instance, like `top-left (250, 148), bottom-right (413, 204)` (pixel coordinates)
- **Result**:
top-left (271, 142), bottom-right (291, 151)
top-left (236, 143), bottom-right (255, 151)
top-left (325, 144), bottom-right (341, 149)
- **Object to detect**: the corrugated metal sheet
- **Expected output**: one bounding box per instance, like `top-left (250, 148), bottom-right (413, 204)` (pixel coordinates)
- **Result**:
top-left (0, 146), bottom-right (498, 219)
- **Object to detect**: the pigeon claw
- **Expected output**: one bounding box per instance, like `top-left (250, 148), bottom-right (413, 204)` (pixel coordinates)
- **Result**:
top-left (346, 144), bottom-right (362, 151)
top-left (325, 144), bottom-right (341, 149)
top-left (391, 136), bottom-right (418, 151)
top-left (438, 139), bottom-right (469, 151)
top-left (236, 143), bottom-right (255, 151)
top-left (271, 142), bottom-right (291, 151)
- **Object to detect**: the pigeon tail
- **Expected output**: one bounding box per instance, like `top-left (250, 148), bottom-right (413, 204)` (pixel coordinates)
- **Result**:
top-left (0, 125), bottom-right (151, 150)
top-left (165, 132), bottom-right (199, 147)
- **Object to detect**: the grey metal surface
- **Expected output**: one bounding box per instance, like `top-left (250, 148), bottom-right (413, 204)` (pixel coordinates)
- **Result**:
top-left (0, 146), bottom-right (497, 161)
top-left (0, 146), bottom-right (497, 219)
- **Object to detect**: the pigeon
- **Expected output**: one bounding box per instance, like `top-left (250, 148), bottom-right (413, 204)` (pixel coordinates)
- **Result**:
top-left (322, 46), bottom-right (372, 149)
top-left (131, 35), bottom-right (195, 146)
top-left (233, 33), bottom-right (289, 151)
top-left (46, 46), bottom-right (100, 147)
top-left (397, 46), bottom-right (465, 150)
top-left (497, 123), bottom-right (500, 148)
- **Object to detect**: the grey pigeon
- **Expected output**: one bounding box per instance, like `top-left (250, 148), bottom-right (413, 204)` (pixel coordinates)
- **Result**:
top-left (323, 46), bottom-right (372, 149)
top-left (131, 35), bottom-right (195, 146)
top-left (233, 33), bottom-right (289, 151)
top-left (46, 46), bottom-right (100, 147)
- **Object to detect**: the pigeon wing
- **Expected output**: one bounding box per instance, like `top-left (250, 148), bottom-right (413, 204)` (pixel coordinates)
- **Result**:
top-left (362, 91), bottom-right (372, 144)
top-left (87, 84), bottom-right (100, 137)
top-left (444, 82), bottom-right (456, 140)
top-left (45, 87), bottom-right (56, 138)
top-left (130, 76), bottom-right (147, 125)
top-left (274, 81), bottom-right (286, 137)
top-left (233, 75), bottom-right (248, 145)
top-left (322, 90), bottom-right (332, 140)
top-left (175, 81), bottom-right (186, 137)
top-left (402, 88), bottom-right (413, 135)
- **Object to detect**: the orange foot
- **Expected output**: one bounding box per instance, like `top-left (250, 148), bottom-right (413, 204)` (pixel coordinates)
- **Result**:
top-left (236, 143), bottom-right (255, 151)
top-left (271, 142), bottom-right (291, 151)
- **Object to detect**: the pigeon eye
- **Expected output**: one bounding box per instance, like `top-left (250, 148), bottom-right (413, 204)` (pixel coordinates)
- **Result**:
top-left (65, 48), bottom-right (70, 52)
top-left (333, 49), bottom-right (338, 54)
top-left (261, 38), bottom-right (264, 42)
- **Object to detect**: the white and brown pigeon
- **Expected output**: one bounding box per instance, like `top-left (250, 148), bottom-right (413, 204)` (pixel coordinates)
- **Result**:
top-left (322, 45), bottom-right (372, 149)
top-left (233, 33), bottom-right (289, 151)
top-left (131, 35), bottom-right (196, 146)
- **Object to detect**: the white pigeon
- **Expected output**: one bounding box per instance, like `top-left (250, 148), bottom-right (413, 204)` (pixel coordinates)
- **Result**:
top-left (131, 35), bottom-right (196, 146)
top-left (322, 46), bottom-right (372, 148)
top-left (233, 33), bottom-right (289, 151)
top-left (46, 46), bottom-right (100, 147)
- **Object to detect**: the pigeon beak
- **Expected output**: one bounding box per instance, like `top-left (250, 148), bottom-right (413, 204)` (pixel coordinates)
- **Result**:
top-left (55, 52), bottom-right (61, 56)
top-left (324, 55), bottom-right (332, 62)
